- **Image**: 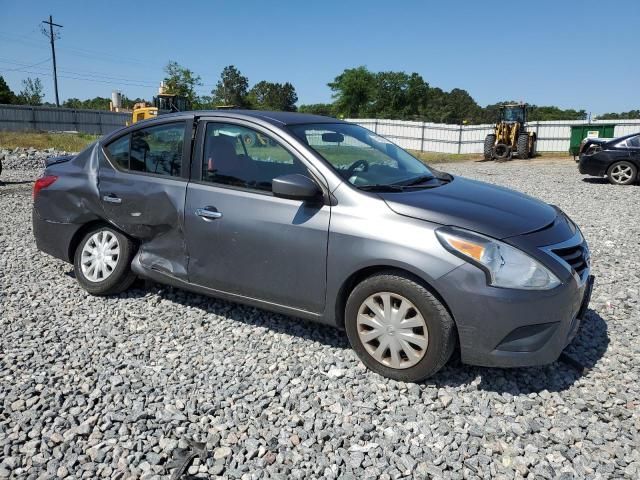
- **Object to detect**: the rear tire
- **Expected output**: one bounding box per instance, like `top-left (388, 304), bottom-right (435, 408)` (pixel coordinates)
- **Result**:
top-left (517, 134), bottom-right (530, 159)
top-left (607, 161), bottom-right (637, 185)
top-left (345, 271), bottom-right (456, 382)
top-left (73, 226), bottom-right (137, 295)
top-left (484, 134), bottom-right (496, 161)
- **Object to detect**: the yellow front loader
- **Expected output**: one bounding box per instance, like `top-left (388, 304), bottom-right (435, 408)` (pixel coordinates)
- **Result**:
top-left (484, 104), bottom-right (537, 161)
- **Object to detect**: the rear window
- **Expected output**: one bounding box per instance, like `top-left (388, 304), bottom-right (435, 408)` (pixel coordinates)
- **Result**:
top-left (104, 122), bottom-right (186, 177)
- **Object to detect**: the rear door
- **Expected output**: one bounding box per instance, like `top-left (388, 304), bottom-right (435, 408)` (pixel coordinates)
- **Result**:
top-left (184, 119), bottom-right (330, 313)
top-left (99, 120), bottom-right (192, 279)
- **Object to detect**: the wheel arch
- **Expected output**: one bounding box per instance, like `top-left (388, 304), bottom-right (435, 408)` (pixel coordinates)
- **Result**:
top-left (334, 264), bottom-right (457, 333)
top-left (67, 219), bottom-right (135, 263)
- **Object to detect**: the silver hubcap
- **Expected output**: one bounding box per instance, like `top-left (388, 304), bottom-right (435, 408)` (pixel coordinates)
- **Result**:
top-left (611, 164), bottom-right (633, 183)
top-left (357, 292), bottom-right (429, 369)
top-left (80, 231), bottom-right (120, 282)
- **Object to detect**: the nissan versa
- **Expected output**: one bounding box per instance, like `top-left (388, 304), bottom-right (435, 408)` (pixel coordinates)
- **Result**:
top-left (32, 111), bottom-right (594, 381)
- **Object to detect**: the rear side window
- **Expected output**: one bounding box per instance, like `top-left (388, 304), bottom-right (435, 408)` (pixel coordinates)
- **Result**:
top-left (104, 122), bottom-right (186, 177)
top-left (627, 136), bottom-right (640, 148)
top-left (106, 135), bottom-right (129, 170)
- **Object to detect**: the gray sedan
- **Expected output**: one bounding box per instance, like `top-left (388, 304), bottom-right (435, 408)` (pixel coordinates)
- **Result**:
top-left (33, 111), bottom-right (593, 381)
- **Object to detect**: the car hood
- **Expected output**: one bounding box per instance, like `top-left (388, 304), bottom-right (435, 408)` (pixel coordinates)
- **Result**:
top-left (379, 176), bottom-right (557, 239)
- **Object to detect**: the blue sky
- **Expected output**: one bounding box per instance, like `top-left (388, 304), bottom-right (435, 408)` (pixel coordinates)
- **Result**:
top-left (1, 0), bottom-right (638, 114)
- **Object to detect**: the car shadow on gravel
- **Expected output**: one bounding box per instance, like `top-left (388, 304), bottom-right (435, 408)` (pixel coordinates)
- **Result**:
top-left (581, 177), bottom-right (610, 185)
top-left (119, 282), bottom-right (609, 393)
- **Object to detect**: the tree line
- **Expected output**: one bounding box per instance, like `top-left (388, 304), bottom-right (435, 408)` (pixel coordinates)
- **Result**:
top-left (1, 64), bottom-right (638, 123)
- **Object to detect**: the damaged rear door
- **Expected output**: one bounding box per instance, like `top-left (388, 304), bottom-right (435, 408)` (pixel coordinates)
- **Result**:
top-left (99, 120), bottom-right (192, 280)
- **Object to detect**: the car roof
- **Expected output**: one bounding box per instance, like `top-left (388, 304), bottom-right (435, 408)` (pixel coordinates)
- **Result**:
top-left (167, 109), bottom-right (344, 126)
top-left (101, 110), bottom-right (346, 144)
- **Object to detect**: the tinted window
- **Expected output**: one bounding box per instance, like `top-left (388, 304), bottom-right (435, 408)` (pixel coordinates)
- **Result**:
top-left (105, 135), bottom-right (129, 170)
top-left (104, 122), bottom-right (185, 177)
top-left (627, 136), bottom-right (640, 148)
top-left (202, 123), bottom-right (308, 192)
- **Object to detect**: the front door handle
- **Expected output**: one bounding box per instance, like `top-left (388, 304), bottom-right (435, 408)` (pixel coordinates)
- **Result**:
top-left (195, 207), bottom-right (223, 220)
top-left (103, 194), bottom-right (122, 204)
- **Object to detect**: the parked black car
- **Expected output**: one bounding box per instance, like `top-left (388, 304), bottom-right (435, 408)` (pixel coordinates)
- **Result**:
top-left (578, 132), bottom-right (640, 185)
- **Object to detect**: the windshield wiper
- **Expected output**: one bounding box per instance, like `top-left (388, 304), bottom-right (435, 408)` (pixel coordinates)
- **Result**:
top-left (394, 174), bottom-right (436, 187)
top-left (357, 184), bottom-right (406, 192)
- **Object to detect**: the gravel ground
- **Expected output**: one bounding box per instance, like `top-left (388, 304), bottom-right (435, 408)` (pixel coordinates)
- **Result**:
top-left (1, 156), bottom-right (639, 479)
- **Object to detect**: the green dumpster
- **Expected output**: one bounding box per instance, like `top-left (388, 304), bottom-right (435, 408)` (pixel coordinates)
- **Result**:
top-left (569, 124), bottom-right (616, 156)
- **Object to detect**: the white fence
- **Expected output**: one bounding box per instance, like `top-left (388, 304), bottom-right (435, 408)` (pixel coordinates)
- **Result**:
top-left (347, 118), bottom-right (640, 154)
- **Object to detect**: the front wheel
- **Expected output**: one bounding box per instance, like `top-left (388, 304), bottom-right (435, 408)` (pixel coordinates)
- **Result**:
top-left (607, 161), bottom-right (637, 185)
top-left (517, 134), bottom-right (530, 159)
top-left (484, 134), bottom-right (496, 161)
top-left (345, 272), bottom-right (456, 382)
top-left (73, 226), bottom-right (137, 295)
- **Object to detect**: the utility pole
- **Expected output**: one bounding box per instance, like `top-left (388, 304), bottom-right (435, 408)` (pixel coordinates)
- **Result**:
top-left (42, 15), bottom-right (63, 107)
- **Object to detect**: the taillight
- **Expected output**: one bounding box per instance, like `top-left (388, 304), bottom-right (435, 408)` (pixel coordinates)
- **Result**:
top-left (33, 175), bottom-right (58, 199)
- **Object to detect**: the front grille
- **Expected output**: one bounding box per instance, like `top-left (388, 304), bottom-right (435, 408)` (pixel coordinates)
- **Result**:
top-left (552, 244), bottom-right (588, 277)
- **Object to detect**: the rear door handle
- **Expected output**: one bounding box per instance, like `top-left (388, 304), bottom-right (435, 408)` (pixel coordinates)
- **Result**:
top-left (103, 194), bottom-right (122, 204)
top-left (195, 207), bottom-right (223, 220)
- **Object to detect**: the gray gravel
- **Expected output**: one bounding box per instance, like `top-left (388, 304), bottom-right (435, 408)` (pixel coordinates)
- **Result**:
top-left (1, 155), bottom-right (639, 479)
top-left (1, 148), bottom-right (76, 172)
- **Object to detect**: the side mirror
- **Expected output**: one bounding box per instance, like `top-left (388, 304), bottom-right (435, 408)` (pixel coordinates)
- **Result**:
top-left (272, 174), bottom-right (322, 201)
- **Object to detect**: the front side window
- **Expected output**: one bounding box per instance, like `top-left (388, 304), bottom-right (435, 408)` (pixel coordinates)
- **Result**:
top-left (288, 123), bottom-right (433, 187)
top-left (104, 122), bottom-right (185, 177)
top-left (202, 123), bottom-right (308, 192)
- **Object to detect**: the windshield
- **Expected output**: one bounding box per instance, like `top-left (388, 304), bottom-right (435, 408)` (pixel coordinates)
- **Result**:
top-left (502, 107), bottom-right (525, 123)
top-left (288, 123), bottom-right (433, 187)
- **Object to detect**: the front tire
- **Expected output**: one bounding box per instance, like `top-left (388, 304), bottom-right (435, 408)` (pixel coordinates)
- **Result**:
top-left (517, 134), bottom-right (530, 159)
top-left (607, 161), bottom-right (637, 185)
top-left (345, 272), bottom-right (456, 382)
top-left (73, 226), bottom-right (137, 295)
top-left (484, 134), bottom-right (496, 161)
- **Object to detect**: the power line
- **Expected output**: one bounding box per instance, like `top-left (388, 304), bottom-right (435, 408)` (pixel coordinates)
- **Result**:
top-left (0, 57), bottom-right (51, 72)
top-left (42, 15), bottom-right (63, 107)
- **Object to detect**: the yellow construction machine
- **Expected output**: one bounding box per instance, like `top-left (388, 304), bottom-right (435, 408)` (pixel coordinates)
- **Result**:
top-left (484, 103), bottom-right (537, 161)
top-left (130, 93), bottom-right (190, 124)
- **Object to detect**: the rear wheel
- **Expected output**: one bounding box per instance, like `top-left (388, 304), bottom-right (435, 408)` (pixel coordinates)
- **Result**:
top-left (73, 226), bottom-right (137, 295)
top-left (345, 272), bottom-right (456, 382)
top-left (483, 134), bottom-right (496, 161)
top-left (517, 134), bottom-right (530, 159)
top-left (607, 161), bottom-right (637, 185)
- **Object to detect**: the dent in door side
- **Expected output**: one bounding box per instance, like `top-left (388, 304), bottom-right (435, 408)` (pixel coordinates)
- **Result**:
top-left (97, 146), bottom-right (190, 281)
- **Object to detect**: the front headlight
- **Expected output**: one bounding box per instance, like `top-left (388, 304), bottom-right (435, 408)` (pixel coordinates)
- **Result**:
top-left (436, 227), bottom-right (561, 290)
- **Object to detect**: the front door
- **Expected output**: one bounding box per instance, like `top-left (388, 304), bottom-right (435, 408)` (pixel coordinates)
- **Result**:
top-left (184, 120), bottom-right (330, 313)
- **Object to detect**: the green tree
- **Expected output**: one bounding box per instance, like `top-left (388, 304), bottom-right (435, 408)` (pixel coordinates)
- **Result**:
top-left (0, 75), bottom-right (16, 104)
top-left (17, 77), bottom-right (44, 105)
top-left (248, 81), bottom-right (298, 111)
top-left (163, 61), bottom-right (202, 106)
top-left (212, 65), bottom-right (249, 107)
top-left (598, 110), bottom-right (640, 120)
top-left (298, 103), bottom-right (335, 116)
top-left (328, 66), bottom-right (376, 118)
top-left (528, 106), bottom-right (587, 121)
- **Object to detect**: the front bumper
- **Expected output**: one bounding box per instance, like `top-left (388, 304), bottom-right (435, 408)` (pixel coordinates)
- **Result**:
top-left (437, 255), bottom-right (593, 369)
